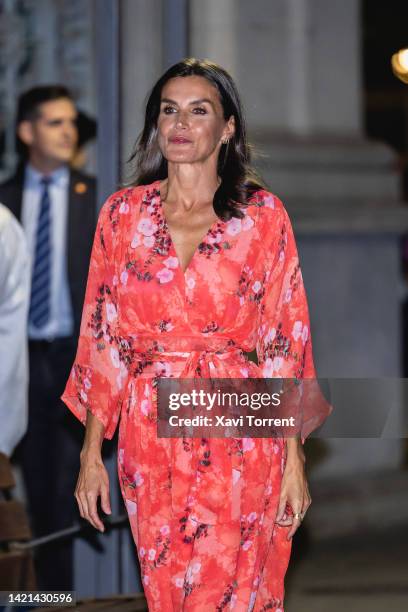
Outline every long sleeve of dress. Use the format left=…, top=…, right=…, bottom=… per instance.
left=0, top=205, right=30, bottom=456
left=61, top=195, right=125, bottom=439
left=256, top=198, right=332, bottom=443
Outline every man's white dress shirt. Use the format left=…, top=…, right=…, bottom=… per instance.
left=22, top=164, right=74, bottom=340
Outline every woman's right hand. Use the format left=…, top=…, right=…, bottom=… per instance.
left=75, top=450, right=111, bottom=532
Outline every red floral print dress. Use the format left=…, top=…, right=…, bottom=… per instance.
left=61, top=180, right=322, bottom=612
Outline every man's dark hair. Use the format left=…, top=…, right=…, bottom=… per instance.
left=16, top=84, right=74, bottom=125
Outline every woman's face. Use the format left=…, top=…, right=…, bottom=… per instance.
left=157, top=75, right=235, bottom=166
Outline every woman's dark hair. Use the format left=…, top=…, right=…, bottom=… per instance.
left=127, top=58, right=267, bottom=220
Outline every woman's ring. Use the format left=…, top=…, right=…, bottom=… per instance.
left=293, top=512, right=303, bottom=521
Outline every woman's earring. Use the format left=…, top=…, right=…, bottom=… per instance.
left=223, top=138, right=230, bottom=145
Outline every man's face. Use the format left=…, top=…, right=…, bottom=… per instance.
left=18, top=98, right=78, bottom=166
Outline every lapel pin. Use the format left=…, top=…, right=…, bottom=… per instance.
left=75, top=182, right=87, bottom=194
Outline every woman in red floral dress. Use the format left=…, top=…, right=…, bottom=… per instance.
left=61, top=58, right=330, bottom=611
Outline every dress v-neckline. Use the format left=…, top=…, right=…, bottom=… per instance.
left=155, top=179, right=223, bottom=277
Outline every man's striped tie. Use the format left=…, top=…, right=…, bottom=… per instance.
left=29, top=176, right=52, bottom=328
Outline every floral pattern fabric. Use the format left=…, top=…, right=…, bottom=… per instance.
left=62, top=180, right=319, bottom=611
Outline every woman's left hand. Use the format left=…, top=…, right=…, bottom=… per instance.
left=275, top=443, right=311, bottom=540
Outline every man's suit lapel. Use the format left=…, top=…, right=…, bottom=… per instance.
left=7, top=166, right=25, bottom=221
left=67, top=170, right=84, bottom=287
left=66, top=168, right=96, bottom=335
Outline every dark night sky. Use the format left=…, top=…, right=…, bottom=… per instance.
left=363, top=0, right=408, bottom=156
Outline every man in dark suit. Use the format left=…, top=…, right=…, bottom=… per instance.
left=0, top=85, right=96, bottom=591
